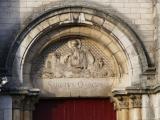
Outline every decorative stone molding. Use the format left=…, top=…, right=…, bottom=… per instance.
left=113, top=89, right=144, bottom=120
left=125, top=85, right=160, bottom=94
left=141, top=67, right=156, bottom=87
left=113, top=89, right=142, bottom=109
left=129, top=95, right=142, bottom=108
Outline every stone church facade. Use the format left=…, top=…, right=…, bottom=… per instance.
left=0, top=0, right=160, bottom=120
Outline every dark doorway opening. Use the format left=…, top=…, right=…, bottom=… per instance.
left=33, top=98, right=116, bottom=120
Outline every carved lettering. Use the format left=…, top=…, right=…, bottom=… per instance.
left=37, top=78, right=114, bottom=97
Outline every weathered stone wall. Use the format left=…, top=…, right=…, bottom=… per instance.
left=0, top=0, right=155, bottom=70
left=142, top=93, right=160, bottom=120
left=142, top=1, right=160, bottom=120
left=0, top=0, right=20, bottom=70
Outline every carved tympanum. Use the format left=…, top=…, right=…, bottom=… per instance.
left=31, top=39, right=114, bottom=79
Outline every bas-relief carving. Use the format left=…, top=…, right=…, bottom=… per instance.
left=31, top=39, right=115, bottom=97
left=32, top=39, right=113, bottom=79
left=45, top=39, right=95, bottom=78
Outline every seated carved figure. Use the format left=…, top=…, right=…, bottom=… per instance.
left=63, top=40, right=94, bottom=69
left=59, top=39, right=94, bottom=77
left=38, top=39, right=112, bottom=78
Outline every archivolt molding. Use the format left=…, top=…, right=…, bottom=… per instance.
left=6, top=6, right=148, bottom=89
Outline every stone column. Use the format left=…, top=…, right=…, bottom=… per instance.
left=114, top=104, right=122, bottom=120
left=113, top=101, right=121, bottom=120
left=23, top=96, right=39, bottom=120
left=12, top=96, right=25, bottom=120
left=129, top=95, right=142, bottom=120
left=11, top=88, right=39, bottom=120
left=116, top=109, right=122, bottom=120
left=116, top=96, right=129, bottom=120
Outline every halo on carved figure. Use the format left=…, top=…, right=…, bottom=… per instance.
left=67, top=39, right=82, bottom=49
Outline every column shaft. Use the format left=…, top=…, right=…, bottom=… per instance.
left=121, top=109, right=129, bottom=120
left=114, top=96, right=129, bottom=120
left=12, top=96, right=25, bottom=120
left=116, top=110, right=122, bottom=120
left=13, top=109, right=22, bottom=120
left=129, top=95, right=142, bottom=120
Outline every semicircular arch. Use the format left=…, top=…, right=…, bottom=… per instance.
left=6, top=6, right=148, bottom=90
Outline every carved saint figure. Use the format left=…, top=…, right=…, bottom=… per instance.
left=63, top=40, right=94, bottom=69
left=59, top=39, right=94, bottom=77
left=94, top=58, right=108, bottom=77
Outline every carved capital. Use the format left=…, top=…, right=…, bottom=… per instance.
left=129, top=95, right=142, bottom=108
left=23, top=96, right=39, bottom=111
left=12, top=95, right=25, bottom=109
left=115, top=96, right=129, bottom=110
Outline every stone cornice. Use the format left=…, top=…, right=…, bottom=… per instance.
left=112, top=83, right=160, bottom=96
left=0, top=87, right=40, bottom=96
left=7, top=87, right=40, bottom=111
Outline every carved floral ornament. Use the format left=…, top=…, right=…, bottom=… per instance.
left=114, top=95, right=142, bottom=110
left=12, top=95, right=39, bottom=110
left=129, top=95, right=142, bottom=108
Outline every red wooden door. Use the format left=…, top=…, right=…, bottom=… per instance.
left=33, top=99, right=116, bottom=120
